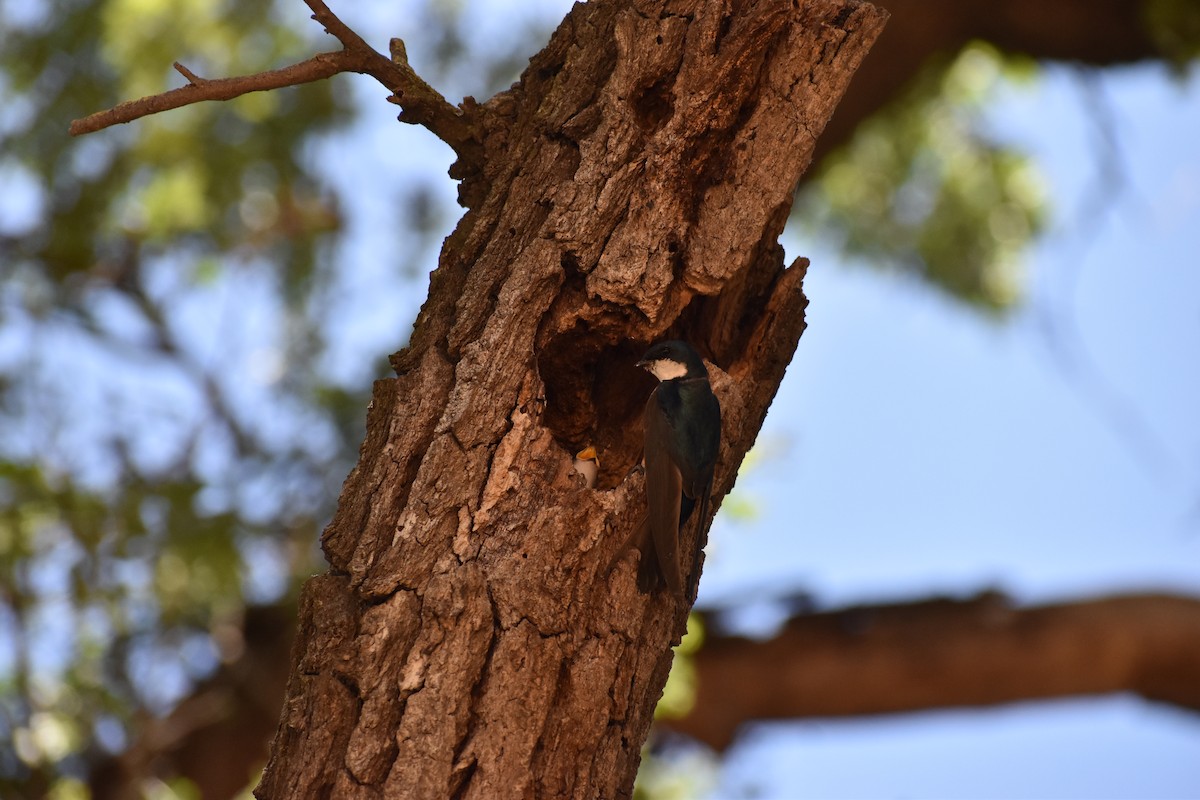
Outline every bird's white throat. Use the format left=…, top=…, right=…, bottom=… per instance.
left=646, top=359, right=688, bottom=381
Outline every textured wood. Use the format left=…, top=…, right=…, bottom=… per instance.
left=258, top=0, right=888, bottom=797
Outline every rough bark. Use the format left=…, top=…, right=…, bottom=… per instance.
left=255, top=0, right=887, bottom=797
left=665, top=592, right=1200, bottom=751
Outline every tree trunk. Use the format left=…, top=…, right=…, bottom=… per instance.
left=256, top=0, right=887, bottom=797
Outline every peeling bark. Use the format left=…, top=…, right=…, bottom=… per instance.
left=257, top=0, right=888, bottom=797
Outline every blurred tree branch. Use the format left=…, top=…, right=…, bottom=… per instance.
left=663, top=592, right=1200, bottom=751
left=89, top=590, right=1200, bottom=798
left=812, top=0, right=1165, bottom=165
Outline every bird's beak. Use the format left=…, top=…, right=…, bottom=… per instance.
left=573, top=446, right=599, bottom=489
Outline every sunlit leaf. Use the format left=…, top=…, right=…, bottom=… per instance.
left=797, top=42, right=1048, bottom=313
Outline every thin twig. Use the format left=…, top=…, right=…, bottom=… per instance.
left=303, top=0, right=373, bottom=53
left=301, top=0, right=478, bottom=156
left=172, top=62, right=208, bottom=85
left=69, top=0, right=481, bottom=163
left=70, top=53, right=347, bottom=136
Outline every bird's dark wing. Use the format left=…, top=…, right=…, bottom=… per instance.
left=685, top=477, right=712, bottom=596
left=644, top=389, right=683, bottom=594
left=672, top=380, right=719, bottom=595
left=633, top=515, right=664, bottom=593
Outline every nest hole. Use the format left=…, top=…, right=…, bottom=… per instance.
left=538, top=328, right=654, bottom=488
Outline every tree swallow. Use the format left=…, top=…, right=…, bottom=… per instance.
left=637, top=340, right=721, bottom=595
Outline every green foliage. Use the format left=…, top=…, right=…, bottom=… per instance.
left=632, top=748, right=718, bottom=800
left=0, top=0, right=356, bottom=792
left=797, top=42, right=1049, bottom=313
left=1144, top=0, right=1200, bottom=67
left=655, top=613, right=705, bottom=720
left=633, top=614, right=718, bottom=800
left=1, top=0, right=344, bottom=283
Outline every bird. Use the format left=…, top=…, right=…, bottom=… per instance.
left=636, top=339, right=721, bottom=595
left=572, top=446, right=600, bottom=489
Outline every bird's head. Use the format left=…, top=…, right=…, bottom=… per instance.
left=637, top=340, right=707, bottom=382
left=572, top=446, right=599, bottom=488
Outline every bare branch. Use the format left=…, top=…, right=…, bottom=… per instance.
left=69, top=53, right=349, bottom=136
left=302, top=0, right=372, bottom=52
left=69, top=0, right=481, bottom=162
left=665, top=592, right=1200, bottom=751
left=301, top=0, right=478, bottom=157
